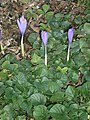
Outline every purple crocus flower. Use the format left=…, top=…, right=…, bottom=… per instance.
left=68, top=27, right=74, bottom=44
left=17, top=15, right=27, bottom=36
left=41, top=30, right=48, bottom=46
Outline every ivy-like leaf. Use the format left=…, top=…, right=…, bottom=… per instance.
left=30, top=93, right=46, bottom=106
left=33, top=105, right=49, bottom=120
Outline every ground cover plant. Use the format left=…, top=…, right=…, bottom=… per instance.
left=0, top=0, right=90, bottom=120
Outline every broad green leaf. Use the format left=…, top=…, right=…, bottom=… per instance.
left=37, top=9, right=44, bottom=14
left=31, top=53, right=41, bottom=64
left=50, top=92, right=65, bottom=102
left=62, top=21, right=70, bottom=29
left=87, top=106, right=90, bottom=114
left=40, top=23, right=47, bottom=29
left=84, top=71, right=90, bottom=81
left=49, top=104, right=68, bottom=120
left=84, top=23, right=90, bottom=34
left=56, top=66, right=68, bottom=74
left=5, top=53, right=16, bottom=62
left=0, top=69, right=8, bottom=81
left=2, top=60, right=18, bottom=72
left=46, top=11, right=54, bottom=20
left=55, top=13, right=64, bottom=20
left=48, top=81, right=60, bottom=93
left=5, top=87, right=14, bottom=100
left=15, top=115, right=26, bottom=120
left=30, top=93, right=46, bottom=105
left=65, top=86, right=76, bottom=101
left=80, top=82, right=90, bottom=96
left=69, top=108, right=88, bottom=120
left=28, top=32, right=38, bottom=44
left=34, top=65, right=48, bottom=77
left=0, top=82, right=5, bottom=96
left=42, top=4, right=50, bottom=13
left=74, top=15, right=82, bottom=25
left=33, top=105, right=48, bottom=120
left=46, top=11, right=54, bottom=16
left=13, top=72, right=27, bottom=85
left=33, top=41, right=40, bottom=49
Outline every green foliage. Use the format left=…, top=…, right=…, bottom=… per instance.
left=0, top=2, right=90, bottom=120
left=77, top=0, right=90, bottom=6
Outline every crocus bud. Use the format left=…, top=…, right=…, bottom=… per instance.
left=68, top=27, right=74, bottom=44
left=17, top=15, right=27, bottom=36
left=41, top=30, right=48, bottom=46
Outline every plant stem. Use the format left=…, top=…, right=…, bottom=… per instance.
left=45, top=45, right=47, bottom=66
left=0, top=42, right=4, bottom=55
left=67, top=44, right=70, bottom=62
left=21, top=35, right=24, bottom=57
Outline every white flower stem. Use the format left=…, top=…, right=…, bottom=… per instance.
left=0, top=42, right=4, bottom=55
left=21, top=35, right=24, bottom=57
left=45, top=45, right=47, bottom=66
left=67, top=44, right=70, bottom=62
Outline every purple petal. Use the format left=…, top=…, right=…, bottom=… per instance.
left=41, top=30, right=48, bottom=46
left=17, top=15, right=27, bottom=35
left=68, top=27, right=74, bottom=44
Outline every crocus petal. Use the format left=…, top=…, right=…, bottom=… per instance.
left=68, top=27, right=74, bottom=44
left=41, top=30, right=48, bottom=46
left=17, top=15, right=27, bottom=35
left=17, top=19, right=21, bottom=32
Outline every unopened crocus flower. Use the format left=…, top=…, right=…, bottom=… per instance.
left=68, top=27, right=74, bottom=44
left=17, top=15, right=27, bottom=57
left=67, top=27, right=74, bottom=61
left=17, top=15, right=27, bottom=36
left=41, top=30, right=48, bottom=46
left=41, top=30, right=48, bottom=66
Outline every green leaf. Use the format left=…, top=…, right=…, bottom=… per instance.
left=40, top=23, right=47, bottom=29
left=5, top=53, right=16, bottom=62
left=2, top=60, right=18, bottom=72
left=62, top=21, right=70, bottom=29
left=37, top=9, right=44, bottom=14
left=14, top=72, right=27, bottom=84
left=15, top=115, right=26, bottom=120
left=31, top=53, right=41, bottom=64
left=34, top=65, right=48, bottom=77
left=48, top=81, right=60, bottom=93
left=5, top=87, right=14, bottom=100
left=50, top=92, right=65, bottom=102
left=28, top=32, right=38, bottom=44
left=56, top=66, right=68, bottom=74
left=33, top=105, right=48, bottom=120
left=0, top=69, right=8, bottom=81
left=46, top=11, right=54, bottom=16
left=65, top=86, right=76, bottom=101
left=46, top=11, right=54, bottom=19
left=49, top=104, right=68, bottom=120
left=84, top=23, right=90, bottom=34
left=87, top=106, right=90, bottom=114
left=33, top=41, right=40, bottom=49
left=69, top=104, right=88, bottom=120
left=42, top=4, right=50, bottom=13
left=30, top=93, right=46, bottom=105
left=0, top=82, right=5, bottom=96
left=84, top=71, right=90, bottom=81
left=80, top=82, right=90, bottom=96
